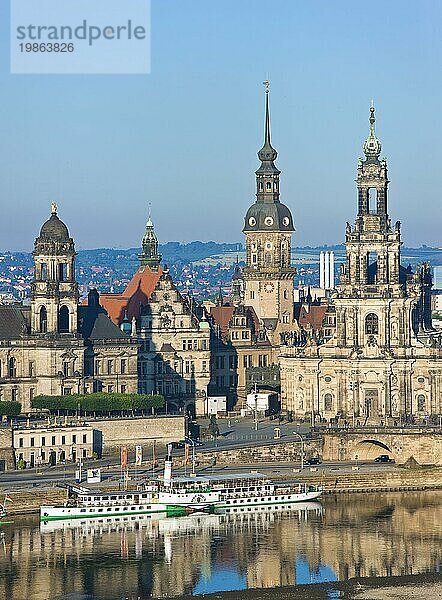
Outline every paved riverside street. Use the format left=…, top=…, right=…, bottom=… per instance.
left=1, top=414, right=440, bottom=491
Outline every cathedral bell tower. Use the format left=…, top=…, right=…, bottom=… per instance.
left=340, top=106, right=401, bottom=294
left=31, top=203, right=79, bottom=335
left=242, top=83, right=296, bottom=334
left=335, top=106, right=418, bottom=352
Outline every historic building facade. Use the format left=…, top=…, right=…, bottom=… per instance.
left=279, top=108, right=442, bottom=423
left=0, top=204, right=138, bottom=412
left=208, top=292, right=275, bottom=408
left=97, top=212, right=211, bottom=416
left=242, top=84, right=297, bottom=345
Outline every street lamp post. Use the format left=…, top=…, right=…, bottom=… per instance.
left=254, top=383, right=258, bottom=431
left=293, top=431, right=304, bottom=470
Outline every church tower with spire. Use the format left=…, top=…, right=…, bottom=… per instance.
left=139, top=208, right=162, bottom=270
left=242, top=83, right=296, bottom=338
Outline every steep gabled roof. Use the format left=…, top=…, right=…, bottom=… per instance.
left=124, top=266, right=163, bottom=298
left=98, top=266, right=163, bottom=326
left=78, top=305, right=128, bottom=341
left=0, top=307, right=28, bottom=339
left=95, top=294, right=128, bottom=326
left=210, top=305, right=235, bottom=337
left=298, top=304, right=328, bottom=331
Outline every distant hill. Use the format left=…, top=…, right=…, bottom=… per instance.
left=76, top=241, right=243, bottom=268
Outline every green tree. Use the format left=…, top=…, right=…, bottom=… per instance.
left=0, top=401, right=21, bottom=417
left=31, top=393, right=165, bottom=415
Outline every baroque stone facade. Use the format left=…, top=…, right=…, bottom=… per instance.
left=97, top=212, right=211, bottom=417
left=0, top=204, right=138, bottom=412
left=280, top=108, right=442, bottom=422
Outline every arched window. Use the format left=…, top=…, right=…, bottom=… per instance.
left=39, top=306, right=47, bottom=333
left=324, top=393, right=333, bottom=410
left=41, top=263, right=47, bottom=281
left=266, top=181, right=271, bottom=190
left=8, top=357, right=16, bottom=378
left=417, top=394, right=426, bottom=412
left=259, top=182, right=263, bottom=191
left=58, top=305, right=70, bottom=333
left=365, top=313, right=378, bottom=335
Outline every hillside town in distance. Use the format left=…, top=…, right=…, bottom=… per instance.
left=0, top=91, right=442, bottom=475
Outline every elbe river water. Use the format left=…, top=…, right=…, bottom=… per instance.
left=0, top=491, right=440, bottom=600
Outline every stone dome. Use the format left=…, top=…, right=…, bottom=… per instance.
left=38, top=203, right=70, bottom=241
left=243, top=201, right=295, bottom=233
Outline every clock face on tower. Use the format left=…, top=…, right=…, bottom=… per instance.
left=264, top=282, right=274, bottom=293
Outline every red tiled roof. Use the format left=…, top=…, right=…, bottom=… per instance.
left=96, top=294, right=128, bottom=325
left=210, top=304, right=262, bottom=338
left=299, top=305, right=327, bottom=331
left=94, top=266, right=163, bottom=326
left=124, top=266, right=163, bottom=298
left=210, top=305, right=235, bottom=337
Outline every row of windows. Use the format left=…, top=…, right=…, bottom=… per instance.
left=156, top=380, right=196, bottom=396
left=258, top=181, right=278, bottom=192
left=297, top=393, right=429, bottom=412
left=142, top=359, right=208, bottom=377
left=182, top=339, right=208, bottom=351
left=84, top=358, right=127, bottom=377
left=215, top=354, right=269, bottom=371
left=18, top=433, right=89, bottom=448
left=17, top=448, right=88, bottom=464
left=231, top=330, right=250, bottom=340
left=1, top=357, right=128, bottom=380
left=38, top=305, right=70, bottom=334
left=36, top=262, right=69, bottom=282
left=62, top=384, right=127, bottom=395
left=215, top=374, right=239, bottom=389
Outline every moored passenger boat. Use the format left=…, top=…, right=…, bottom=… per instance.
left=40, top=449, right=322, bottom=522
left=40, top=484, right=167, bottom=522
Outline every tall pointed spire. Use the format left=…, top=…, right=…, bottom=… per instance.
left=257, top=80, right=278, bottom=166
left=139, top=206, right=162, bottom=270
left=363, top=104, right=382, bottom=160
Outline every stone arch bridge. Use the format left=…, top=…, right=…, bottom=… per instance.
left=321, top=428, right=442, bottom=465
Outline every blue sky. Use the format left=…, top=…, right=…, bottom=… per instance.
left=1, top=0, right=441, bottom=250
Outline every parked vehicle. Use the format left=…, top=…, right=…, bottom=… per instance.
left=305, top=457, right=321, bottom=465
left=171, top=441, right=185, bottom=449
left=374, top=454, right=395, bottom=463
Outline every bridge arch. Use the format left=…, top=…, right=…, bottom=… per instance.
left=352, top=439, right=393, bottom=461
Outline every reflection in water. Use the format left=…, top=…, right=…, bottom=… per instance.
left=0, top=492, right=440, bottom=600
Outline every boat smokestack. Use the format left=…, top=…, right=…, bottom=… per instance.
left=164, top=443, right=173, bottom=487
